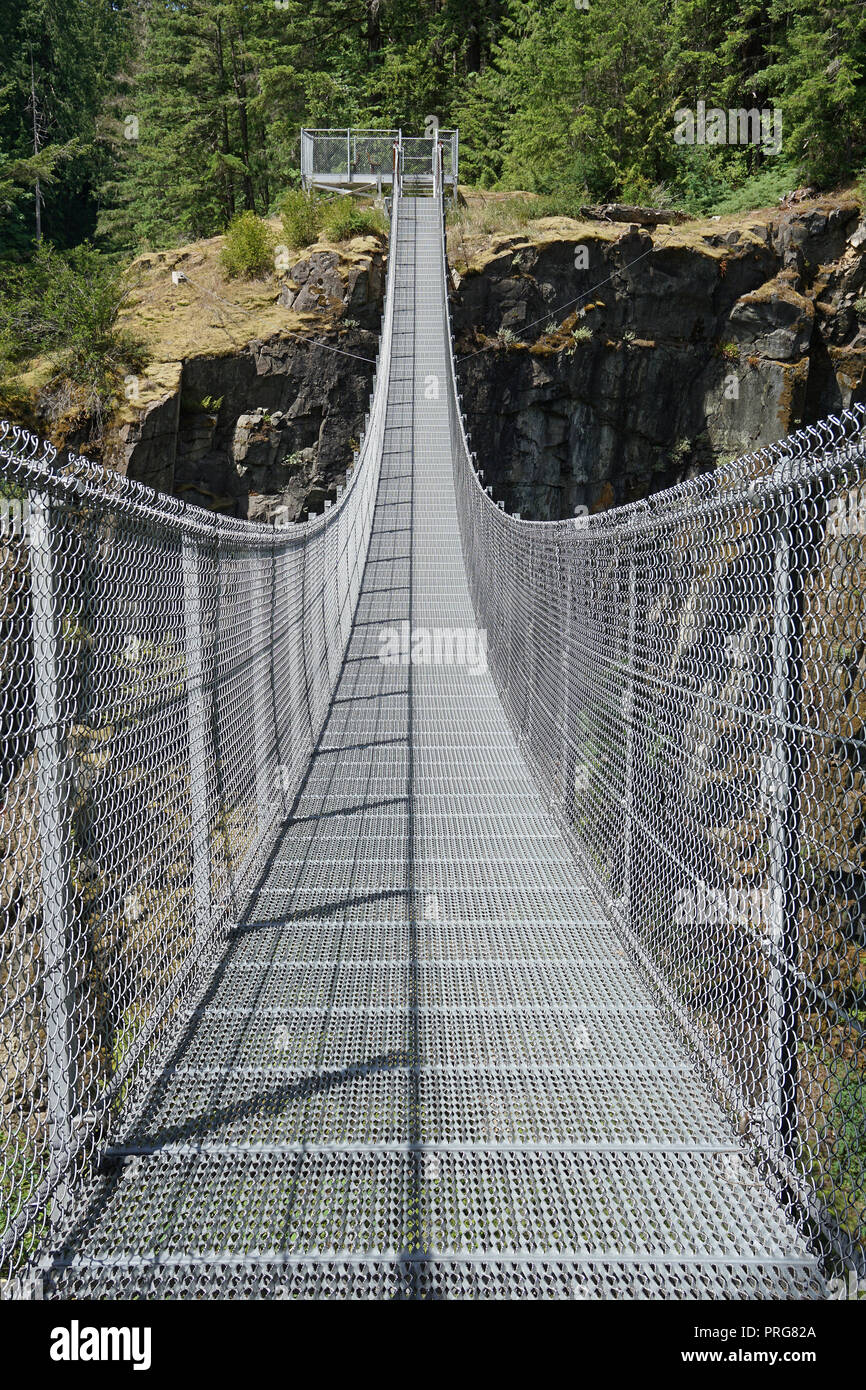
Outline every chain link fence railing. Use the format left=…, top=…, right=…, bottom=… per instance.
left=301, top=129, right=458, bottom=195
left=0, top=198, right=400, bottom=1296
left=301, top=129, right=353, bottom=182
left=401, top=137, right=435, bottom=184
left=302, top=129, right=399, bottom=187
left=441, top=206, right=866, bottom=1281
left=351, top=131, right=398, bottom=181
left=2, top=167, right=862, bottom=1295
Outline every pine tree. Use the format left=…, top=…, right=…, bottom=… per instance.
left=484, top=0, right=670, bottom=200
left=767, top=0, right=866, bottom=185
left=0, top=0, right=128, bottom=253
left=5, top=0, right=865, bottom=259
left=108, top=1, right=273, bottom=248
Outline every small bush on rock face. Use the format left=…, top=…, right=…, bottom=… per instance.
left=280, top=191, right=322, bottom=250
left=671, top=438, right=691, bottom=464
left=854, top=297, right=866, bottom=321
left=220, top=212, right=275, bottom=279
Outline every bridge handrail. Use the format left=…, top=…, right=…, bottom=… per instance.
left=437, top=192, right=866, bottom=1280
left=0, top=190, right=402, bottom=1294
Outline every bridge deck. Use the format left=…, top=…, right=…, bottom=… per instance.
left=48, top=198, right=823, bottom=1299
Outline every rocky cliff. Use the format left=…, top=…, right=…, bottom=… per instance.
left=12, top=195, right=864, bottom=526
left=104, top=228, right=385, bottom=522
left=449, top=193, right=866, bottom=519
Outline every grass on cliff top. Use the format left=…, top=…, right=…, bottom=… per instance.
left=0, top=206, right=388, bottom=445
left=448, top=182, right=860, bottom=278
left=114, top=214, right=382, bottom=365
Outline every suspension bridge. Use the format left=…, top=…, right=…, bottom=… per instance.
left=0, top=134, right=864, bottom=1300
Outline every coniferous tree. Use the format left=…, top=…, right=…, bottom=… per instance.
left=0, top=0, right=127, bottom=254
left=768, top=0, right=866, bottom=185
left=111, top=1, right=261, bottom=247
left=3, top=0, right=866, bottom=258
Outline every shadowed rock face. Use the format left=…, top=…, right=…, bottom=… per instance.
left=173, top=332, right=378, bottom=523
left=117, top=199, right=866, bottom=525
left=116, top=243, right=384, bottom=522
left=450, top=198, right=866, bottom=520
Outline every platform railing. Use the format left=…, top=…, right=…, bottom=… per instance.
left=301, top=128, right=457, bottom=197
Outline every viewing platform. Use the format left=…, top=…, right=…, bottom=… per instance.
left=300, top=127, right=458, bottom=199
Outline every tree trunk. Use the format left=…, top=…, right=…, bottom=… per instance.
left=214, top=18, right=236, bottom=221
left=229, top=28, right=255, bottom=211
left=30, top=48, right=42, bottom=243
left=367, top=0, right=382, bottom=55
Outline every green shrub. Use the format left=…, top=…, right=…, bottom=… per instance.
left=220, top=211, right=275, bottom=279
left=280, top=190, right=322, bottom=250
left=668, top=148, right=797, bottom=218
left=0, top=242, right=146, bottom=424
left=320, top=199, right=387, bottom=244
left=180, top=390, right=224, bottom=416
left=854, top=298, right=866, bottom=321
left=671, top=438, right=692, bottom=464
left=618, top=170, right=656, bottom=207
left=708, top=164, right=800, bottom=217
left=0, top=242, right=128, bottom=361
left=278, top=192, right=387, bottom=252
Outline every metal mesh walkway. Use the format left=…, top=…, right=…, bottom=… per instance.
left=37, top=196, right=826, bottom=1299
